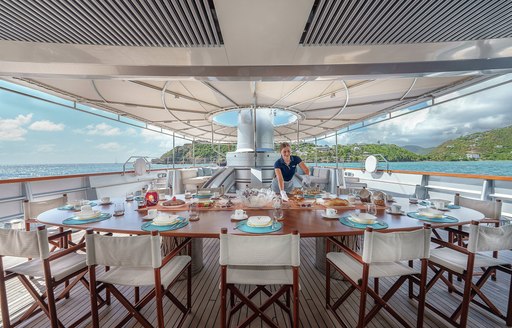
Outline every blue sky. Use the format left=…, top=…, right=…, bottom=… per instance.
left=1, top=75, right=511, bottom=164
left=0, top=80, right=183, bottom=164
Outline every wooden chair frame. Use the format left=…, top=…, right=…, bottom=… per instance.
left=0, top=226, right=98, bottom=328
left=326, top=226, right=429, bottom=328
left=23, top=195, right=69, bottom=251
left=424, top=222, right=512, bottom=328
left=447, top=194, right=502, bottom=282
left=87, top=230, right=192, bottom=328
left=219, top=228, right=300, bottom=328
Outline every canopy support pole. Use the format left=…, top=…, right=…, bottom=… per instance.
left=315, top=137, right=318, bottom=167
left=335, top=132, right=339, bottom=170
left=172, top=132, right=175, bottom=169
left=192, top=138, right=196, bottom=167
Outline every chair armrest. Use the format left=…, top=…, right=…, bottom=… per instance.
left=431, top=237, right=470, bottom=255
left=480, top=218, right=500, bottom=225
left=47, top=229, right=72, bottom=241
left=444, top=226, right=469, bottom=238
left=161, top=237, right=191, bottom=267
left=327, top=236, right=364, bottom=264
left=48, top=241, right=86, bottom=261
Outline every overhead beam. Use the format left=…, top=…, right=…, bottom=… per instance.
left=2, top=58, right=512, bottom=80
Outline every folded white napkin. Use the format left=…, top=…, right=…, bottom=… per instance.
left=247, top=216, right=272, bottom=227
left=349, top=213, right=376, bottom=224
left=153, top=214, right=179, bottom=225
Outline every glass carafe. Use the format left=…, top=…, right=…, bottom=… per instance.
left=145, top=183, right=159, bottom=206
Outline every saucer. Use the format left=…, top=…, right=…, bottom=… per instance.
left=386, top=210, right=405, bottom=215
left=231, top=214, right=248, bottom=221
left=321, top=213, right=340, bottom=219
left=142, top=214, right=157, bottom=220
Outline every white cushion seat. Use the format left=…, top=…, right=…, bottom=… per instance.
left=97, top=255, right=191, bottom=287
left=227, top=265, right=293, bottom=285
left=7, top=252, right=86, bottom=282
left=327, top=252, right=419, bottom=283
left=429, top=248, right=508, bottom=274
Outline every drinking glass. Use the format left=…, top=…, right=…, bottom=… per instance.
left=114, top=203, right=125, bottom=216
left=189, top=203, right=199, bottom=221
left=273, top=207, right=284, bottom=221
left=184, top=190, right=192, bottom=199
left=126, top=192, right=134, bottom=201
left=366, top=203, right=376, bottom=216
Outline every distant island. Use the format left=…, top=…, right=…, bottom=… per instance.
left=154, top=125, right=512, bottom=164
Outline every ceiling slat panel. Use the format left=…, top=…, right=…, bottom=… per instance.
left=0, top=0, right=224, bottom=47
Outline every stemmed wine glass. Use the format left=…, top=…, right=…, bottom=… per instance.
left=272, top=207, right=284, bottom=228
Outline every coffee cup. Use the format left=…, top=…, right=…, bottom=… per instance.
left=80, top=205, right=92, bottom=214
left=326, top=208, right=337, bottom=217
left=100, top=196, right=110, bottom=204
left=234, top=209, right=246, bottom=218
left=391, top=204, right=402, bottom=213
left=433, top=200, right=446, bottom=210
left=148, top=209, right=158, bottom=218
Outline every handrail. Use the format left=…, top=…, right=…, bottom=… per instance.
left=0, top=167, right=174, bottom=185
left=344, top=168, right=512, bottom=182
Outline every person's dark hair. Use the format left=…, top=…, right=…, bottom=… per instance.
left=279, top=142, right=291, bottom=152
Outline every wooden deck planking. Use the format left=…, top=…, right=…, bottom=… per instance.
left=0, top=237, right=510, bottom=327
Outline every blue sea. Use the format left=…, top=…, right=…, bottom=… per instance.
left=0, top=161, right=511, bottom=180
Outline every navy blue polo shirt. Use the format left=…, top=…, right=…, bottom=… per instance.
left=274, top=156, right=302, bottom=181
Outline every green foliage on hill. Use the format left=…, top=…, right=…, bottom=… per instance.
left=154, top=141, right=421, bottom=164
left=427, top=125, right=512, bottom=161
left=154, top=125, right=512, bottom=163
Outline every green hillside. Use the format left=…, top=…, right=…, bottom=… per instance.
left=427, top=125, right=512, bottom=160
left=153, top=142, right=421, bottom=164
left=154, top=125, right=512, bottom=164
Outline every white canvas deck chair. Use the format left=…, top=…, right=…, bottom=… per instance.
left=219, top=228, right=300, bottom=328
left=23, top=194, right=68, bottom=249
left=0, top=226, right=92, bottom=328
left=427, top=221, right=512, bottom=327
left=448, top=193, right=502, bottom=282
left=86, top=229, right=192, bottom=328
left=326, top=225, right=431, bottom=328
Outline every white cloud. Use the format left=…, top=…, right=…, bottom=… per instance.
left=329, top=83, right=512, bottom=147
left=96, top=142, right=123, bottom=151
left=37, top=144, right=56, bottom=152
left=0, top=114, right=32, bottom=141
left=140, top=129, right=178, bottom=149
left=80, top=123, right=122, bottom=136
left=125, top=127, right=138, bottom=136
left=29, top=120, right=64, bottom=131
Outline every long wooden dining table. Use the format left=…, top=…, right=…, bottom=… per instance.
left=37, top=197, right=484, bottom=238
left=37, top=196, right=485, bottom=275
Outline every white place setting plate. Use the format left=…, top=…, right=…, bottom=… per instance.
left=247, top=216, right=272, bottom=227
left=230, top=214, right=248, bottom=221
left=152, top=215, right=180, bottom=226
left=417, top=208, right=444, bottom=218
left=349, top=213, right=377, bottom=224
left=75, top=210, right=101, bottom=220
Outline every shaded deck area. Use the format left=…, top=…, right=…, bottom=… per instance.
left=1, top=237, right=510, bottom=327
